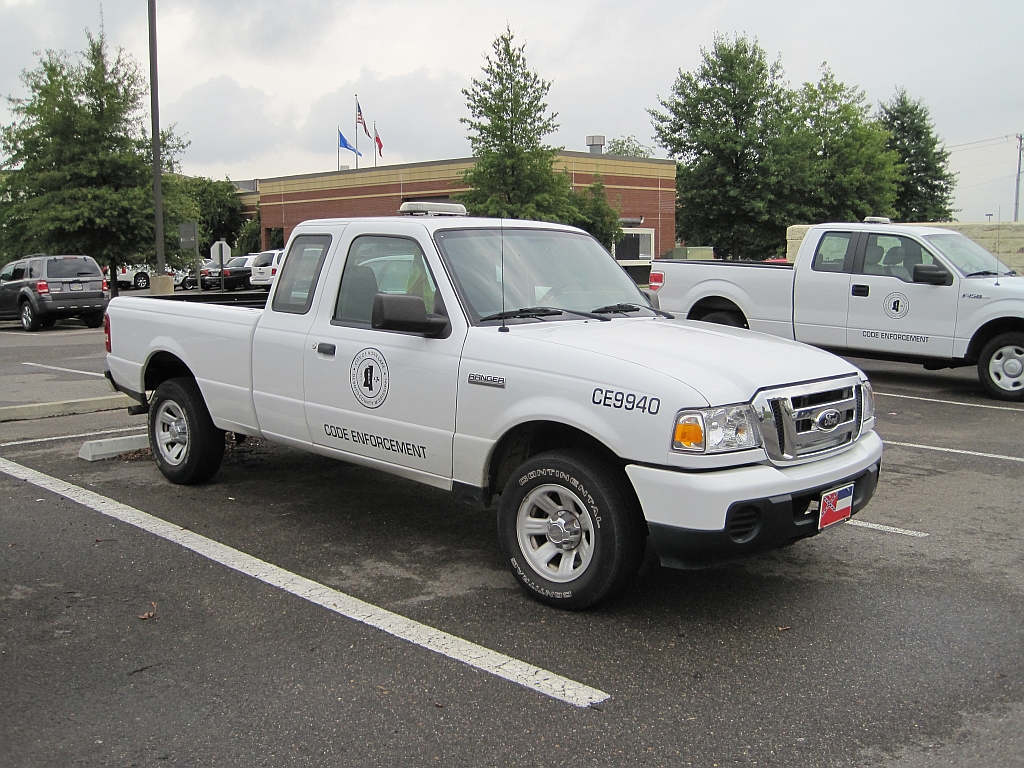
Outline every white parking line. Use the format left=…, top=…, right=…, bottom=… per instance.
left=875, top=391, right=1024, bottom=413
left=0, top=426, right=145, bottom=448
left=847, top=520, right=929, bottom=537
left=21, top=362, right=105, bottom=378
left=886, top=440, right=1024, bottom=463
left=0, top=456, right=609, bottom=709
left=0, top=329, right=100, bottom=337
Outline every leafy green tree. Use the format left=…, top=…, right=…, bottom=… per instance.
left=879, top=88, right=956, bottom=221
left=570, top=176, right=622, bottom=249
left=605, top=135, right=653, bottom=158
left=795, top=67, right=899, bottom=223
left=174, top=175, right=245, bottom=255
left=0, top=30, right=154, bottom=276
left=235, top=207, right=262, bottom=255
left=650, top=35, right=809, bottom=259
left=458, top=26, right=577, bottom=222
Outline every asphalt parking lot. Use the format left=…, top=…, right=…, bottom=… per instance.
left=1, top=322, right=1022, bottom=767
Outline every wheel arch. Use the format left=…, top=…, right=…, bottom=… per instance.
left=485, top=419, right=627, bottom=502
left=143, top=350, right=196, bottom=393
left=965, top=317, right=1024, bottom=363
left=686, top=296, right=748, bottom=325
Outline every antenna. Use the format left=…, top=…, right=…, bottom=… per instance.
left=499, top=218, right=508, bottom=332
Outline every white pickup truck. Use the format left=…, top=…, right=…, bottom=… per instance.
left=105, top=207, right=883, bottom=609
left=650, top=220, right=1024, bottom=400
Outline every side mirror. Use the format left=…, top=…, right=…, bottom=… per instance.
left=913, top=264, right=952, bottom=286
left=371, top=293, right=449, bottom=337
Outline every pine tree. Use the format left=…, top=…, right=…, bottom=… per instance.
left=879, top=89, right=956, bottom=221
left=458, top=27, right=577, bottom=222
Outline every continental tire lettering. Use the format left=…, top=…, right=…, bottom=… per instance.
left=515, top=469, right=601, bottom=527
left=510, top=557, right=572, bottom=599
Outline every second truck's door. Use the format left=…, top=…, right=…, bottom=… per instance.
left=793, top=230, right=856, bottom=348
left=303, top=224, right=468, bottom=485
left=845, top=233, right=958, bottom=358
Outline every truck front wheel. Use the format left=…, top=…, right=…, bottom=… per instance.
left=148, top=377, right=225, bottom=484
left=497, top=450, right=645, bottom=609
left=978, top=332, right=1024, bottom=401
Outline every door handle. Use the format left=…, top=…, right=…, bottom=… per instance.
left=852, top=284, right=869, bottom=297
left=316, top=342, right=336, bottom=356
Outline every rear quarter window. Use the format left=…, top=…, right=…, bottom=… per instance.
left=271, top=235, right=332, bottom=314
left=811, top=232, right=854, bottom=273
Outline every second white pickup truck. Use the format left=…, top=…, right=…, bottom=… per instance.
left=650, top=220, right=1024, bottom=400
left=105, top=207, right=883, bottom=609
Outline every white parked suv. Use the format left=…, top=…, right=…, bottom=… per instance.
left=249, top=249, right=285, bottom=290
left=104, top=207, right=883, bottom=608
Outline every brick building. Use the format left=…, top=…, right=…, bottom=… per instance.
left=247, top=152, right=677, bottom=261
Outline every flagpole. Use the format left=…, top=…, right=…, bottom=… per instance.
left=337, top=126, right=340, bottom=172
left=354, top=94, right=359, bottom=169
left=374, top=121, right=377, bottom=168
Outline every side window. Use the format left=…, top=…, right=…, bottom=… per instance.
left=271, top=235, right=332, bottom=314
left=865, top=235, right=936, bottom=283
left=0, top=263, right=14, bottom=282
left=334, top=236, right=438, bottom=325
left=29, top=261, right=41, bottom=279
left=811, top=233, right=854, bottom=273
left=10, top=264, right=26, bottom=281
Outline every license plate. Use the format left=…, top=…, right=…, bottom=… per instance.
left=818, top=482, right=854, bottom=530
left=70, top=282, right=83, bottom=291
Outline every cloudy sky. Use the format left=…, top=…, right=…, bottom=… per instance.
left=1, top=0, right=1022, bottom=222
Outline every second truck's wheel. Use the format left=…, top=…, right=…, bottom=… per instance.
left=699, top=310, right=746, bottom=328
left=148, top=377, right=225, bottom=484
left=497, top=450, right=645, bottom=610
left=134, top=272, right=150, bottom=289
left=978, top=332, right=1024, bottom=401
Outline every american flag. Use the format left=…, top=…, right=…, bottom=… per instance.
left=356, top=98, right=371, bottom=138
left=819, top=484, right=853, bottom=529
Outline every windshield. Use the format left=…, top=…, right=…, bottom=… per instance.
left=434, top=228, right=648, bottom=323
left=226, top=257, right=249, bottom=268
left=924, top=233, right=1013, bottom=276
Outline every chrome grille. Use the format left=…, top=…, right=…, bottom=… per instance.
left=753, top=376, right=864, bottom=465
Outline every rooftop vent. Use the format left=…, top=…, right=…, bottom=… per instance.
left=586, top=135, right=605, bottom=154
left=398, top=201, right=467, bottom=217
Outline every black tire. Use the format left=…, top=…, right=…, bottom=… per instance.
left=497, top=450, right=645, bottom=610
left=82, top=312, right=104, bottom=329
left=978, top=332, right=1024, bottom=401
left=41, top=317, right=57, bottom=328
left=20, top=301, right=40, bottom=332
left=134, top=272, right=150, bottom=290
left=148, top=377, right=225, bottom=484
left=699, top=310, right=746, bottom=328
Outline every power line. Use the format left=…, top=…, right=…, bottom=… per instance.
left=946, top=134, right=1014, bottom=151
left=957, top=173, right=1017, bottom=190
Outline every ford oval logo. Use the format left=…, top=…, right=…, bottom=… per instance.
left=816, top=409, right=842, bottom=431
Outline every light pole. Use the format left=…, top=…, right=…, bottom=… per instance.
left=1014, top=134, right=1022, bottom=223
left=148, top=0, right=167, bottom=291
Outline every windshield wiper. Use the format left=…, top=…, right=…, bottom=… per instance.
left=479, top=306, right=610, bottom=322
left=591, top=302, right=675, bottom=319
left=964, top=269, right=1016, bottom=277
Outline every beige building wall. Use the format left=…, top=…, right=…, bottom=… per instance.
left=786, top=222, right=1024, bottom=272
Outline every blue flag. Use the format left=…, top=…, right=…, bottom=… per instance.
left=339, top=129, right=362, bottom=156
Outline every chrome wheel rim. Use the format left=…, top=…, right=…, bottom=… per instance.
left=988, top=344, right=1024, bottom=392
left=154, top=400, right=189, bottom=465
left=20, top=303, right=32, bottom=329
left=516, top=484, right=595, bottom=583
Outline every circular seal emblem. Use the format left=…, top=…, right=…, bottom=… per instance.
left=883, top=292, right=909, bottom=320
left=350, top=348, right=389, bottom=409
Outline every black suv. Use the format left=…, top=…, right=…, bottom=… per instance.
left=0, top=254, right=109, bottom=331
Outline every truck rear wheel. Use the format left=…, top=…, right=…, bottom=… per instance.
left=978, top=332, right=1024, bottom=401
left=148, top=377, right=225, bottom=484
left=497, top=450, right=644, bottom=609
left=700, top=310, right=746, bottom=328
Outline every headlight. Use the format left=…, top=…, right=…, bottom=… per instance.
left=861, top=379, right=875, bottom=423
left=672, top=405, right=762, bottom=454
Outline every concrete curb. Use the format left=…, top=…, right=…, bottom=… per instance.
left=0, top=394, right=135, bottom=423
left=78, top=434, right=150, bottom=461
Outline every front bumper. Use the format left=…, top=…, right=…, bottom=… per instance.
left=626, top=430, right=883, bottom=569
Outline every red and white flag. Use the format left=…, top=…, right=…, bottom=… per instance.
left=356, top=98, right=371, bottom=138
left=374, top=124, right=384, bottom=157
